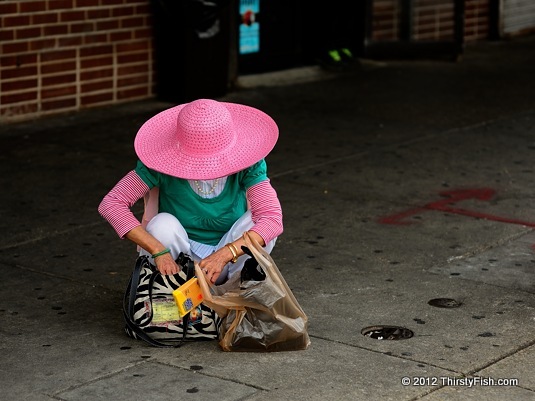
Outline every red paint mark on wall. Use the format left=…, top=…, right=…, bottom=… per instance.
left=379, top=188, right=535, bottom=228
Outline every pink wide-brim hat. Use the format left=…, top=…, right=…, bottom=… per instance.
left=134, top=99, right=279, bottom=180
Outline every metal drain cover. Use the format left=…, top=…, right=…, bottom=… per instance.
left=361, top=325, right=414, bottom=340
left=428, top=298, right=462, bottom=308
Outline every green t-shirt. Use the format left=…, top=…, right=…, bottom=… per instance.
left=135, top=159, right=268, bottom=245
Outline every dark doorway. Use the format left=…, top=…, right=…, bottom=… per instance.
left=237, top=1, right=368, bottom=75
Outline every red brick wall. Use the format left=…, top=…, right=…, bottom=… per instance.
left=372, top=0, right=400, bottom=41
left=413, top=0, right=455, bottom=41
left=465, top=0, right=490, bottom=41
left=0, top=0, right=154, bottom=122
left=371, top=0, right=490, bottom=43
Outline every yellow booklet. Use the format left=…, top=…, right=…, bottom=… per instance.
left=173, top=277, right=204, bottom=317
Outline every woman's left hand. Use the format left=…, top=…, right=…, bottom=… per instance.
left=198, top=247, right=233, bottom=284
left=199, top=233, right=264, bottom=284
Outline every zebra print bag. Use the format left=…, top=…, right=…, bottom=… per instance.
left=123, top=253, right=219, bottom=347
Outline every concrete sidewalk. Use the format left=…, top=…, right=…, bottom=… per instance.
left=1, top=35, right=535, bottom=401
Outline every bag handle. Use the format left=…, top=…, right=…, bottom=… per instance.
left=123, top=257, right=179, bottom=347
left=123, top=255, right=195, bottom=348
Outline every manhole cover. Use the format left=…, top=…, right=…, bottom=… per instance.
left=428, top=298, right=462, bottom=308
left=361, top=325, right=414, bottom=340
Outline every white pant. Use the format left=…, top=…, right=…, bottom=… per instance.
left=140, top=211, right=276, bottom=284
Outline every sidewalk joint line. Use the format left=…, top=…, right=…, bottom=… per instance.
left=468, top=337, right=535, bottom=376
left=0, top=221, right=104, bottom=251
left=152, top=360, right=270, bottom=391
left=308, top=334, right=460, bottom=374
left=271, top=117, right=504, bottom=179
left=47, top=360, right=151, bottom=398
left=4, top=261, right=124, bottom=294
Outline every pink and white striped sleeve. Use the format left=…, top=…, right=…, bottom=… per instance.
left=98, top=170, right=150, bottom=238
left=246, top=179, right=283, bottom=244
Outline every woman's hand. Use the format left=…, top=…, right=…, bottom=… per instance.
left=154, top=252, right=181, bottom=275
left=198, top=247, right=233, bottom=284
left=125, top=226, right=181, bottom=275
left=199, top=232, right=266, bottom=283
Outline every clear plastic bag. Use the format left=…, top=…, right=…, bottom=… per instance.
left=196, top=232, right=311, bottom=352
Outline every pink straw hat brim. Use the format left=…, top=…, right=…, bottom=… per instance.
left=134, top=100, right=279, bottom=180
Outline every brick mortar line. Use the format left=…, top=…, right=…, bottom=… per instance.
left=75, top=46, right=81, bottom=108
left=2, top=82, right=150, bottom=95
left=2, top=60, right=151, bottom=79
left=1, top=6, right=150, bottom=17
left=2, top=34, right=151, bottom=45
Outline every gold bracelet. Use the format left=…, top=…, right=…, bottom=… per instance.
left=225, top=243, right=239, bottom=263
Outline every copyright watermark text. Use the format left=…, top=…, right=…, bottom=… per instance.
left=401, top=376, right=519, bottom=388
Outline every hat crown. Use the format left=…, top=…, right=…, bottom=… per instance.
left=176, top=99, right=235, bottom=156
